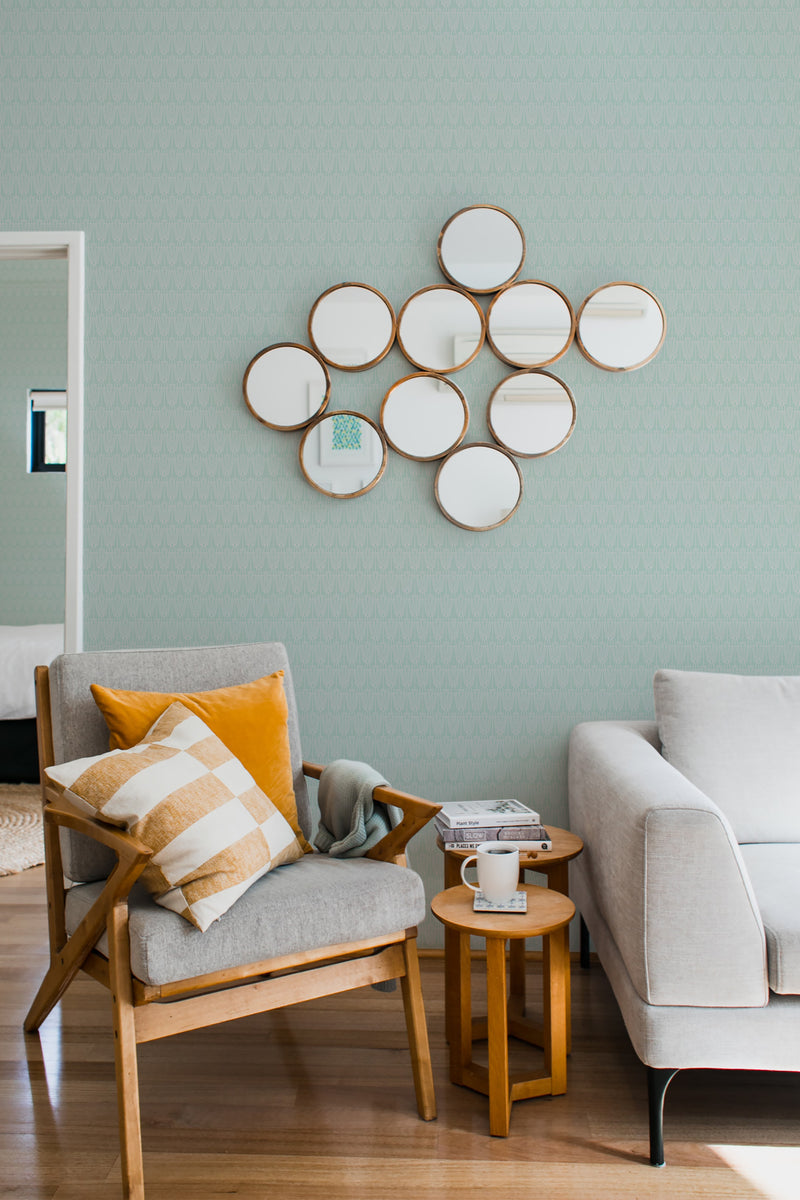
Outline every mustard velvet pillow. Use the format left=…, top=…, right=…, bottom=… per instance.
left=90, top=671, right=310, bottom=853
left=46, top=702, right=305, bottom=932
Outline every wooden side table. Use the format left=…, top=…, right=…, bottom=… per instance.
left=431, top=883, right=575, bottom=1137
left=437, top=827, right=583, bottom=1045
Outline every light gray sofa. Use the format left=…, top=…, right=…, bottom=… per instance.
left=568, top=669, right=800, bottom=1165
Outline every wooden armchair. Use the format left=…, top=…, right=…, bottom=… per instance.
left=24, top=643, right=439, bottom=1200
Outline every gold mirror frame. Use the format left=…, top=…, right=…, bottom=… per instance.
left=396, top=284, right=485, bottom=373
left=486, top=280, right=575, bottom=369
left=298, top=410, right=387, bottom=499
left=437, top=205, right=526, bottom=294
left=575, top=281, right=666, bottom=372
left=307, top=282, right=396, bottom=372
left=243, top=342, right=330, bottom=431
left=434, top=442, right=523, bottom=532
left=380, top=372, right=469, bottom=462
left=487, top=369, right=576, bottom=459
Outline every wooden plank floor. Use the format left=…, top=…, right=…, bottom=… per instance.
left=1, top=867, right=797, bottom=1199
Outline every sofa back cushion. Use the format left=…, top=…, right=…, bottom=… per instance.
left=654, top=669, right=800, bottom=843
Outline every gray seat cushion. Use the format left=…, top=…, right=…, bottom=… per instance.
left=739, top=844, right=800, bottom=996
left=65, top=852, right=425, bottom=987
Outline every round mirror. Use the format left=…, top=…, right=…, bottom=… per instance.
left=486, top=280, right=575, bottom=368
left=488, top=370, right=576, bottom=459
left=380, top=373, right=469, bottom=462
left=308, top=282, right=396, bottom=371
left=437, top=205, right=526, bottom=294
left=299, top=411, right=387, bottom=498
left=576, top=282, right=666, bottom=371
left=396, top=285, right=485, bottom=373
left=435, top=443, right=523, bottom=532
left=243, top=343, right=330, bottom=431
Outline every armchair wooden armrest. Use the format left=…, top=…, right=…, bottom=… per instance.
left=43, top=788, right=153, bottom=863
left=303, top=761, right=441, bottom=865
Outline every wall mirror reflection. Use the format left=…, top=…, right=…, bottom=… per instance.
left=488, top=369, right=576, bottom=459
left=308, top=283, right=395, bottom=371
left=243, top=342, right=330, bottom=431
left=576, top=282, right=666, bottom=371
left=437, top=205, right=526, bottom=294
left=299, top=411, right=386, bottom=498
left=396, top=285, right=484, bottom=373
left=435, top=442, right=523, bottom=532
left=380, top=373, right=468, bottom=462
left=486, top=280, right=575, bottom=368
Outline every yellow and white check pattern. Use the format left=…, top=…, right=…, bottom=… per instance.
left=45, top=701, right=304, bottom=931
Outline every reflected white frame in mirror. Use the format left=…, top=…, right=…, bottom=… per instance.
left=380, top=373, right=469, bottom=462
left=487, top=280, right=575, bottom=369
left=243, top=343, right=330, bottom=431
left=576, top=282, right=666, bottom=371
left=396, top=285, right=485, bottom=373
left=299, top=411, right=387, bottom=498
left=488, top=370, right=576, bottom=459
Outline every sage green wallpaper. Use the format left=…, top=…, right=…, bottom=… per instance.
left=3, top=1, right=798, bottom=944
left=0, top=260, right=67, bottom=624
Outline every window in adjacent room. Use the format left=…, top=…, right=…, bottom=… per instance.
left=28, top=389, right=67, bottom=472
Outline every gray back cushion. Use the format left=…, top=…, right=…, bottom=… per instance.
left=48, top=642, right=311, bottom=881
left=654, top=669, right=800, bottom=843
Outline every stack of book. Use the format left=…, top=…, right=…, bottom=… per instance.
left=434, top=798, right=551, bottom=851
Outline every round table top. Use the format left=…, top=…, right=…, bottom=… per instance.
left=436, top=825, right=583, bottom=869
left=431, top=883, right=575, bottom=940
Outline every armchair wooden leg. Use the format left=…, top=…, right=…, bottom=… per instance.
left=399, top=938, right=437, bottom=1121
left=24, top=954, right=78, bottom=1034
left=108, top=903, right=145, bottom=1200
left=647, top=1065, right=679, bottom=1167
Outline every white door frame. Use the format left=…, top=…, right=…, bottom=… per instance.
left=0, top=232, right=85, bottom=652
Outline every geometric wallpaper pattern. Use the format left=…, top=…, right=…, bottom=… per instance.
left=2, top=0, right=798, bottom=944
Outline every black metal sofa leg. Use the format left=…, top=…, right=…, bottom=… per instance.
left=647, top=1066, right=679, bottom=1166
left=579, top=915, right=591, bottom=969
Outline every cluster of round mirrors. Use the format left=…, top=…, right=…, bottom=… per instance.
left=243, top=205, right=665, bottom=530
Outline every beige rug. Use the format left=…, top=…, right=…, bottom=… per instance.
left=0, top=783, right=45, bottom=875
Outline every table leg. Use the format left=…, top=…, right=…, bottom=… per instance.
left=507, top=862, right=526, bottom=1020
left=528, top=860, right=572, bottom=1053
left=449, top=930, right=473, bottom=1087
left=542, top=926, right=568, bottom=1095
left=443, top=852, right=462, bottom=1045
left=486, top=936, right=512, bottom=1137
left=544, top=861, right=569, bottom=896
left=508, top=937, right=526, bottom=1020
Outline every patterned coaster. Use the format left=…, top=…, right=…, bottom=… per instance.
left=473, top=890, right=527, bottom=914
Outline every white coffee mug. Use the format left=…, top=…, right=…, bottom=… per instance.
left=460, top=842, right=520, bottom=903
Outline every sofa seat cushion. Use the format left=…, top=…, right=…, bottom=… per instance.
left=65, top=852, right=425, bottom=987
left=739, top=843, right=800, bottom=996
left=654, top=670, right=800, bottom=843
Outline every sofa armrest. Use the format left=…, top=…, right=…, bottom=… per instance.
left=568, top=721, right=767, bottom=1007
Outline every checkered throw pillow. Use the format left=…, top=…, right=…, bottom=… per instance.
left=45, top=701, right=305, bottom=931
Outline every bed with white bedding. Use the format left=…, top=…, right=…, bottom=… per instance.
left=0, top=624, right=63, bottom=781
